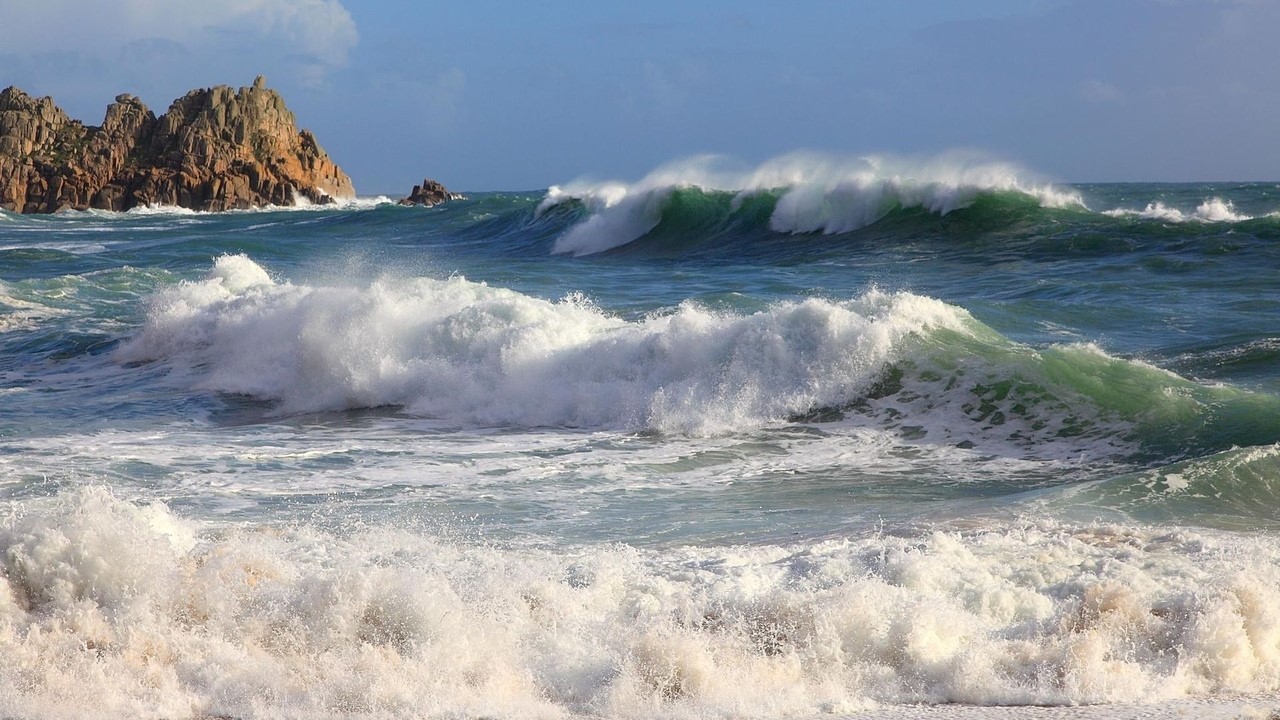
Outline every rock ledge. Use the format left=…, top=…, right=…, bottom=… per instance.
left=0, top=76, right=354, bottom=213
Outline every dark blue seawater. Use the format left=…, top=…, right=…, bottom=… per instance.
left=1, top=157, right=1279, bottom=717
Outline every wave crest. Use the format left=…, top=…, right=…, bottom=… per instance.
left=541, top=153, right=1085, bottom=255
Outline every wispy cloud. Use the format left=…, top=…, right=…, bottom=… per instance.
left=0, top=0, right=358, bottom=80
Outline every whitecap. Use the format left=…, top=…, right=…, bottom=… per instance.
left=1102, top=197, right=1252, bottom=223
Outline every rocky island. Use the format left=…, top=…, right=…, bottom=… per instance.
left=399, top=177, right=463, bottom=207
left=0, top=76, right=354, bottom=213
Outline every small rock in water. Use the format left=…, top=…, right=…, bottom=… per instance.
left=399, top=177, right=463, bottom=207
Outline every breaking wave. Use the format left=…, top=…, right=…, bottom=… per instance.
left=117, top=255, right=1280, bottom=460
left=539, top=153, right=1084, bottom=255
left=528, top=156, right=1280, bottom=259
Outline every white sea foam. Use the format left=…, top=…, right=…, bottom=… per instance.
left=248, top=194, right=396, bottom=212
left=121, top=204, right=203, bottom=217
left=57, top=195, right=398, bottom=220
left=282, top=194, right=397, bottom=212
left=0, top=239, right=112, bottom=254
left=1102, top=197, right=1253, bottom=223
left=1, top=487, right=1279, bottom=719
left=541, top=152, right=1085, bottom=255
left=118, top=254, right=975, bottom=435
left=0, top=415, right=1079, bottom=547
left=0, top=281, right=72, bottom=332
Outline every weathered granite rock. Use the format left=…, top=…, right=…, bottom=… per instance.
left=0, top=76, right=354, bottom=213
left=399, top=177, right=462, bottom=207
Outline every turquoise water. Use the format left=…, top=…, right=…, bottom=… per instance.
left=2, top=157, right=1280, bottom=717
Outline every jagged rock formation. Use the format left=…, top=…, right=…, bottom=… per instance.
left=399, top=177, right=462, bottom=207
left=0, top=76, right=354, bottom=213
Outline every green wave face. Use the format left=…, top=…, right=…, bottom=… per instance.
left=1044, top=445, right=1280, bottom=530
left=846, top=313, right=1280, bottom=464
left=540, top=181, right=1280, bottom=260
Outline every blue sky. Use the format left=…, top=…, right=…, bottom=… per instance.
left=1, top=0, right=1277, bottom=192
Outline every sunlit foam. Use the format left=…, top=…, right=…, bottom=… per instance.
left=2, top=488, right=1279, bottom=717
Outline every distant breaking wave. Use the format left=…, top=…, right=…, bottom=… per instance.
left=537, top=154, right=1280, bottom=257
left=1102, top=198, right=1245, bottom=223
left=539, top=153, right=1085, bottom=255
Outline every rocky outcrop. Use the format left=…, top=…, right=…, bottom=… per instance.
left=0, top=76, right=354, bottom=213
left=399, top=177, right=462, bottom=207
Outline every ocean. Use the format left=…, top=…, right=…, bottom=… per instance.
left=2, top=154, right=1279, bottom=719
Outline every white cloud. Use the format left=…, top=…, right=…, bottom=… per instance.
left=0, top=0, right=357, bottom=72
